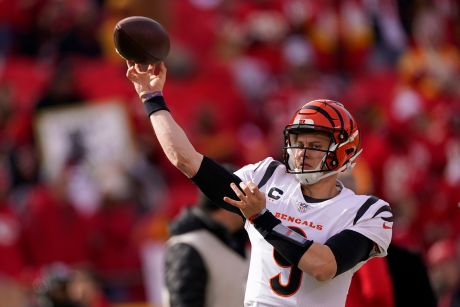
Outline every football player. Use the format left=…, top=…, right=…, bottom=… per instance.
left=126, top=62, right=393, bottom=307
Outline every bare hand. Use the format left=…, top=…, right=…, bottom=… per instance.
left=224, top=181, right=266, bottom=219
left=125, top=61, right=167, bottom=97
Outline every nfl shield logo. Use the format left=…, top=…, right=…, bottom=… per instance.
left=297, top=202, right=308, bottom=213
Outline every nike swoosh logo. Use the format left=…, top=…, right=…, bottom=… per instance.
left=383, top=223, right=392, bottom=229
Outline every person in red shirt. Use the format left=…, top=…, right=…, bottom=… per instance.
left=346, top=257, right=394, bottom=307
left=0, top=164, right=26, bottom=279
left=22, top=168, right=93, bottom=269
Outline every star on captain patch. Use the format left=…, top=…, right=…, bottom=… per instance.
left=297, top=202, right=309, bottom=213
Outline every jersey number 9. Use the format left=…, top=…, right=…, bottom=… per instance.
left=270, top=226, right=306, bottom=297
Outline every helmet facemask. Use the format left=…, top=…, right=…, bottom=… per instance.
left=283, top=125, right=341, bottom=185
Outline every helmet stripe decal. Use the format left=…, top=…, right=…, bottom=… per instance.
left=303, top=106, right=335, bottom=127
left=327, top=103, right=344, bottom=129
left=340, top=107, right=354, bottom=132
left=286, top=99, right=360, bottom=185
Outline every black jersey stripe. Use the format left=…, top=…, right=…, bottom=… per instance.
left=257, top=160, right=282, bottom=189
left=253, top=160, right=263, bottom=173
left=303, top=106, right=335, bottom=127
left=353, top=196, right=380, bottom=225
left=381, top=216, right=394, bottom=222
left=372, top=205, right=394, bottom=222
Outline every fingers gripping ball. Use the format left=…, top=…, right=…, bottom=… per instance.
left=114, top=16, right=170, bottom=64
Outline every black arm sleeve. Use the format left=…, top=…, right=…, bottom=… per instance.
left=164, top=243, right=207, bottom=307
left=191, top=156, right=243, bottom=216
left=252, top=210, right=313, bottom=265
left=324, top=229, right=374, bottom=276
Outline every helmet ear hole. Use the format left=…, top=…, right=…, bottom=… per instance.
left=338, top=131, right=348, bottom=142
left=345, top=148, right=355, bottom=155
left=325, top=152, right=339, bottom=169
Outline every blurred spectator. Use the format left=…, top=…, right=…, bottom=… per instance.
left=163, top=187, right=249, bottom=307
left=445, top=139, right=460, bottom=187
left=346, top=257, right=394, bottom=307
left=67, top=267, right=110, bottom=307
left=0, top=277, right=28, bottom=307
left=192, top=105, right=240, bottom=163
left=90, top=169, right=145, bottom=303
left=387, top=243, right=437, bottom=307
left=35, top=263, right=78, bottom=307
left=427, top=239, right=460, bottom=307
left=0, top=84, right=35, bottom=149
left=231, top=55, right=275, bottom=107
left=0, top=85, right=13, bottom=145
left=35, top=263, right=109, bottom=307
left=58, top=0, right=102, bottom=58
left=8, top=144, right=40, bottom=213
left=21, top=167, right=93, bottom=271
left=306, top=0, right=375, bottom=74
left=366, top=0, right=407, bottom=66
left=14, top=0, right=102, bottom=60
left=35, top=60, right=83, bottom=111
left=398, top=3, right=460, bottom=100
left=126, top=155, right=168, bottom=214
left=0, top=158, right=26, bottom=280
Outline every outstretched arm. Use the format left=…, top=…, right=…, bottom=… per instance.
left=224, top=181, right=373, bottom=281
left=126, top=62, right=202, bottom=177
left=125, top=62, right=243, bottom=215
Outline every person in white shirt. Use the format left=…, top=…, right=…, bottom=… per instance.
left=125, top=62, right=393, bottom=307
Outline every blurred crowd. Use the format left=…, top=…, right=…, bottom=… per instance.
left=0, top=0, right=460, bottom=306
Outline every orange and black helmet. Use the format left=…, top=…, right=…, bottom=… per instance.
left=283, top=99, right=361, bottom=184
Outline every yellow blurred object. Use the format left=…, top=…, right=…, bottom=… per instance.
left=106, top=0, right=135, bottom=11
left=351, top=159, right=374, bottom=195
left=309, top=12, right=338, bottom=53
left=339, top=159, right=374, bottom=195
left=99, top=16, right=127, bottom=64
left=144, top=214, right=170, bottom=241
left=99, top=0, right=170, bottom=64
left=0, top=279, right=28, bottom=307
left=134, top=213, right=170, bottom=243
left=398, top=46, right=460, bottom=99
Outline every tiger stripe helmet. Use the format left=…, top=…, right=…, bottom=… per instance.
left=283, top=99, right=362, bottom=185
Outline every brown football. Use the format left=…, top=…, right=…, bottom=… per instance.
left=113, top=16, right=170, bottom=64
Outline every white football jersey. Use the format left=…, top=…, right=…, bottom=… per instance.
left=234, top=157, right=393, bottom=307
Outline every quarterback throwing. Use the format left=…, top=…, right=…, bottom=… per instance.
left=125, top=62, right=392, bottom=307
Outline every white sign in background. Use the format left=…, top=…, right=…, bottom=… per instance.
left=35, top=101, right=138, bottom=185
